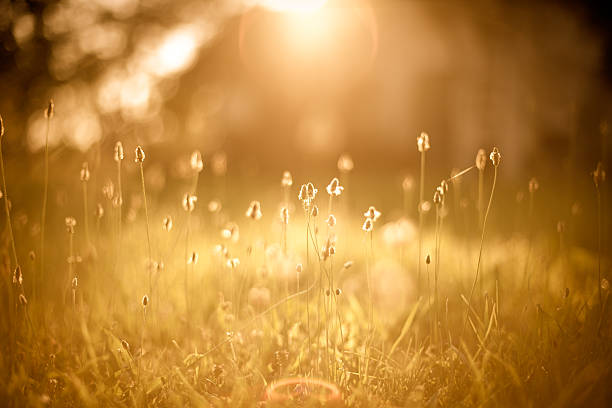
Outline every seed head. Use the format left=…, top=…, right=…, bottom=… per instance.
left=163, top=215, right=173, bottom=231
left=121, top=340, right=130, bottom=352
left=190, top=150, right=204, bottom=173
left=280, top=207, right=289, bottom=224
left=72, top=276, right=78, bottom=289
left=65, top=217, right=76, bottom=234
left=593, top=162, right=606, bottom=189
left=298, top=184, right=307, bottom=201
left=363, top=206, right=381, bottom=222
left=142, top=294, right=149, bottom=307
left=426, top=254, right=431, bottom=265
left=19, top=293, right=28, bottom=306
left=29, top=251, right=35, bottom=262
left=337, top=153, right=354, bottom=173
left=245, top=201, right=262, bottom=220
left=326, top=177, right=344, bottom=196
left=13, top=266, right=23, bottom=285
left=45, top=99, right=54, bottom=119
left=433, top=188, right=443, bottom=205
left=362, top=218, right=373, bottom=232
left=182, top=193, right=197, bottom=212
left=528, top=178, right=539, bottom=194
left=221, top=222, right=239, bottom=242
left=306, top=182, right=317, bottom=200
left=296, top=264, right=303, bottom=273
left=281, top=171, right=293, bottom=187
left=489, top=147, right=501, bottom=167
left=102, top=180, right=115, bottom=200
left=310, top=205, right=319, bottom=217
left=343, top=261, right=353, bottom=269
left=440, top=180, right=449, bottom=193
left=226, top=258, right=240, bottom=269
left=557, top=221, right=565, bottom=234
left=80, top=162, right=90, bottom=182
left=134, top=146, right=145, bottom=163
left=326, top=214, right=336, bottom=227
left=95, top=203, right=104, bottom=219
left=0, top=114, right=4, bottom=139
left=475, top=149, right=487, bottom=171
left=114, top=141, right=124, bottom=162
left=335, top=288, right=342, bottom=296
left=417, top=132, right=430, bottom=153
left=602, top=278, right=610, bottom=291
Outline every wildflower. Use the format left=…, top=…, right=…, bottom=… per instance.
left=80, top=162, right=90, bottom=182
left=337, top=153, right=354, bottom=173
left=95, top=204, right=104, bottom=219
left=362, top=218, right=373, bottom=232
left=13, top=266, right=23, bottom=285
left=246, top=201, right=263, bottom=220
left=306, top=182, right=317, bottom=200
left=114, top=141, right=124, bottom=162
left=298, top=184, right=307, bottom=201
left=489, top=147, right=501, bottom=167
left=190, top=150, right=204, bottom=173
left=227, top=258, right=240, bottom=269
left=363, top=206, right=381, bottom=222
left=593, top=162, right=606, bottom=189
left=134, top=146, right=145, bottom=163
left=163, top=215, right=173, bottom=231
left=221, top=222, right=239, bottom=242
left=326, top=177, right=344, bottom=196
left=326, top=214, right=336, bottom=227
left=280, top=207, right=289, bottom=224
left=281, top=171, right=293, bottom=187
left=433, top=188, right=442, bottom=205
left=65, top=217, right=76, bottom=234
left=417, top=132, right=430, bottom=152
left=182, top=193, right=197, bottom=212
left=475, top=149, right=487, bottom=171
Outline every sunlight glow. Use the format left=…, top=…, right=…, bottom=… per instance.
left=150, top=27, right=198, bottom=76
left=260, top=0, right=328, bottom=14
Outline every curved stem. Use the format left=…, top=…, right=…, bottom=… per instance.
left=462, top=166, right=498, bottom=338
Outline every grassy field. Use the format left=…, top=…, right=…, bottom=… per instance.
left=0, top=114, right=611, bottom=407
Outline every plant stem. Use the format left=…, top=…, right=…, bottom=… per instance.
left=139, top=163, right=153, bottom=299
left=41, top=114, right=51, bottom=304
left=418, top=150, right=426, bottom=289
left=462, top=166, right=498, bottom=338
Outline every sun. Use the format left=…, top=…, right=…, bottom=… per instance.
left=259, top=0, right=328, bottom=14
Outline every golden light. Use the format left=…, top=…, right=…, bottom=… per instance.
left=259, top=0, right=328, bottom=14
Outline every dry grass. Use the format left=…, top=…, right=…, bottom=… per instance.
left=0, top=117, right=611, bottom=407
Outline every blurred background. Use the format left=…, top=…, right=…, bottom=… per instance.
left=0, top=0, right=611, bottom=220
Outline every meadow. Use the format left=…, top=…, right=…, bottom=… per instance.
left=0, top=109, right=610, bottom=407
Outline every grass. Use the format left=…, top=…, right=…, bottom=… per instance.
left=0, top=119, right=611, bottom=407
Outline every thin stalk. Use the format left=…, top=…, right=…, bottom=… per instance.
left=462, top=166, right=498, bottom=338
left=82, top=181, right=90, bottom=246
left=41, top=111, right=51, bottom=302
left=0, top=136, right=18, bottom=267
left=597, top=188, right=602, bottom=312
left=417, top=150, right=426, bottom=288
left=139, top=163, right=153, bottom=299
